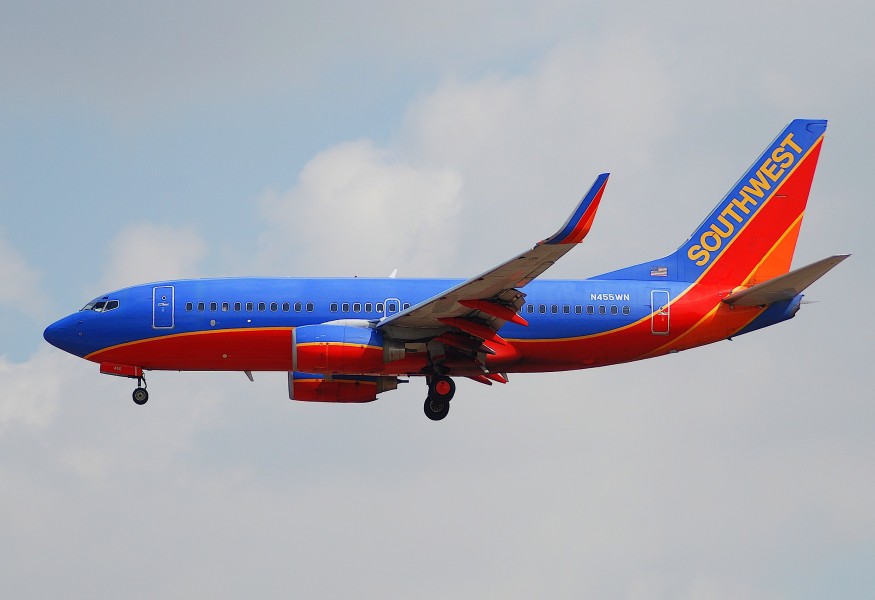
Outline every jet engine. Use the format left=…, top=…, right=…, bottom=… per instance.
left=292, top=324, right=405, bottom=374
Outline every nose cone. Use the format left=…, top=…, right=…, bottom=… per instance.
left=43, top=314, right=83, bottom=356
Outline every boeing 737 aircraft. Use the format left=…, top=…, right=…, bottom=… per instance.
left=44, top=119, right=847, bottom=420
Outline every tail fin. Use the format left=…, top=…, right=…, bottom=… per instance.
left=678, top=119, right=827, bottom=285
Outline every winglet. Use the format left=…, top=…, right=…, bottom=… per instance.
left=542, top=173, right=609, bottom=245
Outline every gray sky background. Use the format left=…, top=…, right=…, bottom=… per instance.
left=1, top=2, right=872, bottom=598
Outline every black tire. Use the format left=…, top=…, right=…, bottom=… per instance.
left=424, top=397, right=450, bottom=421
left=428, top=375, right=456, bottom=401
left=132, top=387, right=149, bottom=405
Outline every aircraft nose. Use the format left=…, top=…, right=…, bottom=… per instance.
left=43, top=319, right=66, bottom=349
left=43, top=315, right=82, bottom=355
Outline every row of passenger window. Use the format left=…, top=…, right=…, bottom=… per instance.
left=183, top=299, right=628, bottom=317
left=185, top=301, right=315, bottom=313
left=328, top=301, right=410, bottom=314
left=183, top=300, right=413, bottom=314
left=525, top=303, right=631, bottom=316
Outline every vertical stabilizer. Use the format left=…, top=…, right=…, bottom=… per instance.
left=678, top=119, right=827, bottom=285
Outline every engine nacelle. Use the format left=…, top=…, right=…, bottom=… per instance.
left=292, top=324, right=405, bottom=374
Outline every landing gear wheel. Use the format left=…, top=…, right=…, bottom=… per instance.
left=424, top=396, right=450, bottom=421
left=429, top=375, right=456, bottom=401
left=132, top=387, right=149, bottom=405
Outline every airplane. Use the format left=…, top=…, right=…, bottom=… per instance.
left=43, top=119, right=848, bottom=421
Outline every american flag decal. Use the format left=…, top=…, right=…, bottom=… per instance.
left=650, top=266, right=668, bottom=277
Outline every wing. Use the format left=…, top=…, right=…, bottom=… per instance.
left=378, top=173, right=609, bottom=345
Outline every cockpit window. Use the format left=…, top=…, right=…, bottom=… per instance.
left=80, top=299, right=119, bottom=312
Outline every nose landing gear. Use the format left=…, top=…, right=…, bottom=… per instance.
left=98, top=363, right=150, bottom=406
left=132, top=374, right=148, bottom=405
left=132, top=386, right=149, bottom=405
left=423, top=375, right=455, bottom=421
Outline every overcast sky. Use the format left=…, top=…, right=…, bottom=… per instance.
left=1, top=1, right=872, bottom=598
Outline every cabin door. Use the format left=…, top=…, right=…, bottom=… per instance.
left=153, top=285, right=175, bottom=329
left=650, top=290, right=670, bottom=335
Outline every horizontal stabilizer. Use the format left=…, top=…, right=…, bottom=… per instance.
left=723, top=254, right=850, bottom=306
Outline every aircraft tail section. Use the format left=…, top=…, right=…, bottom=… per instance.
left=594, top=119, right=828, bottom=288
left=678, top=119, right=827, bottom=286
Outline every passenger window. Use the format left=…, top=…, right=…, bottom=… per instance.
left=209, top=302, right=217, bottom=311
left=353, top=302, right=361, bottom=313
left=598, top=305, right=606, bottom=315
left=622, top=305, right=631, bottom=315
left=526, top=304, right=534, bottom=314
left=586, top=305, right=594, bottom=315
left=258, top=302, right=266, bottom=312
left=539, top=305, right=546, bottom=314
left=246, top=302, right=254, bottom=312
left=388, top=302, right=398, bottom=312
left=294, top=302, right=302, bottom=312
left=306, top=302, right=314, bottom=312
left=342, top=303, right=350, bottom=312
left=551, top=305, right=558, bottom=314
left=563, top=305, right=570, bottom=314
left=198, top=302, right=205, bottom=311
left=365, top=302, right=373, bottom=312
left=376, top=303, right=384, bottom=312
left=270, top=302, right=278, bottom=312
left=611, top=305, right=618, bottom=315
left=282, top=302, right=290, bottom=312
left=221, top=302, right=229, bottom=312
left=234, top=302, right=241, bottom=311
left=575, top=305, right=582, bottom=314
left=186, top=302, right=193, bottom=311
left=403, top=303, right=410, bottom=310
left=330, top=303, right=338, bottom=312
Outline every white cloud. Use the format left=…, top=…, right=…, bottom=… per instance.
left=1, top=344, right=870, bottom=599
left=96, top=223, right=208, bottom=292
left=406, top=34, right=678, bottom=173
left=257, top=33, right=679, bottom=281
left=258, top=140, right=462, bottom=277
left=0, top=348, right=63, bottom=429
left=398, top=34, right=680, bottom=275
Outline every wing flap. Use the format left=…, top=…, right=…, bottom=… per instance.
left=723, top=254, right=849, bottom=306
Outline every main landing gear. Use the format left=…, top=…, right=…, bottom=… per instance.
left=423, top=375, right=456, bottom=421
left=132, top=374, right=149, bottom=406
